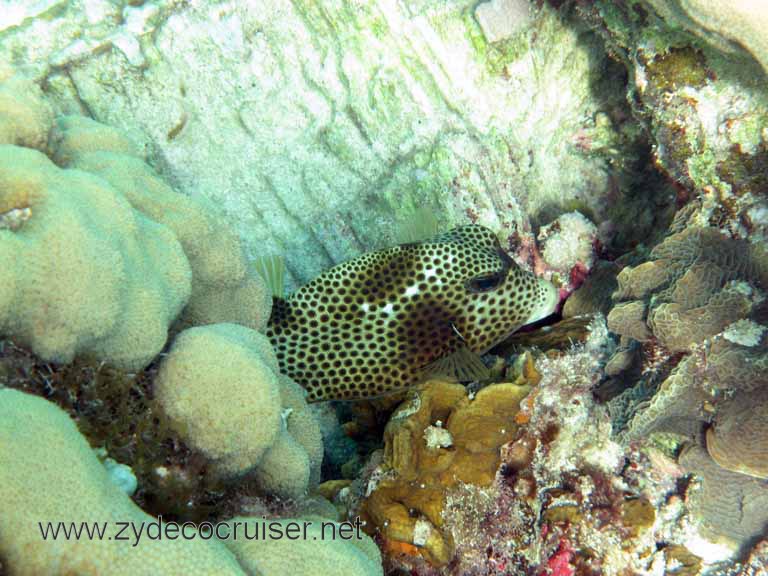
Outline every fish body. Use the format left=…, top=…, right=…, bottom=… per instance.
left=266, top=225, right=558, bottom=402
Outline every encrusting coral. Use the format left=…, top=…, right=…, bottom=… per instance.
left=155, top=323, right=324, bottom=499
left=360, top=318, right=734, bottom=575
left=0, top=144, right=191, bottom=371
left=358, top=379, right=532, bottom=566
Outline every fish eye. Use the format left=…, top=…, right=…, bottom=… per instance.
left=466, top=273, right=504, bottom=293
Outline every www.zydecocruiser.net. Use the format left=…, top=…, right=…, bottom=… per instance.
left=38, top=516, right=367, bottom=547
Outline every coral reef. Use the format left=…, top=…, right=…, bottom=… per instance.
left=0, top=143, right=191, bottom=370
left=0, top=70, right=271, bottom=370
left=0, top=0, right=664, bottom=286
left=0, top=388, right=380, bottom=576
left=577, top=0, right=768, bottom=242
left=2, top=1, right=768, bottom=574
left=50, top=115, right=272, bottom=333
left=359, top=379, right=532, bottom=565
left=602, top=220, right=768, bottom=554
left=155, top=324, right=323, bottom=498
left=0, top=338, right=239, bottom=522
left=0, top=388, right=244, bottom=575
left=353, top=318, right=747, bottom=575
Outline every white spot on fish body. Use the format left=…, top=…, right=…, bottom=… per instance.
left=404, top=283, right=420, bottom=297
left=382, top=303, right=395, bottom=315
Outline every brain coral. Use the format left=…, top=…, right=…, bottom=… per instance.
left=706, top=390, right=768, bottom=480
left=0, top=144, right=191, bottom=370
left=605, top=222, right=768, bottom=552
left=154, top=324, right=323, bottom=498
left=609, top=227, right=767, bottom=351
left=626, top=339, right=768, bottom=440
left=679, top=443, right=768, bottom=552
left=49, top=115, right=272, bottom=333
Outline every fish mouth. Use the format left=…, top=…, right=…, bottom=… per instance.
left=526, top=278, right=559, bottom=324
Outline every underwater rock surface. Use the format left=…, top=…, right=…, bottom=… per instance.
left=0, top=0, right=660, bottom=287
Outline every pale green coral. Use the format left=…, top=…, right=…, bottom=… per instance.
left=0, top=144, right=191, bottom=370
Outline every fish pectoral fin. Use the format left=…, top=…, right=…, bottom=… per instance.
left=419, top=344, right=490, bottom=383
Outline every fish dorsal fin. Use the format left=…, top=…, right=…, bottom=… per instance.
left=419, top=322, right=490, bottom=382
left=253, top=254, right=286, bottom=299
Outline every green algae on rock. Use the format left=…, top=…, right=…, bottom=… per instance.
left=0, top=0, right=661, bottom=287
left=577, top=0, right=768, bottom=242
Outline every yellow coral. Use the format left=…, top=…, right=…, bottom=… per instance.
left=361, top=380, right=531, bottom=566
